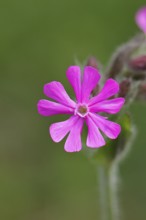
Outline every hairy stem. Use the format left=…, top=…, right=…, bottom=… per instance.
left=98, top=163, right=120, bottom=220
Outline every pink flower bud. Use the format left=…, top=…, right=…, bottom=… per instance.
left=129, top=55, right=146, bottom=71
left=119, top=79, right=131, bottom=98
left=86, top=56, right=98, bottom=69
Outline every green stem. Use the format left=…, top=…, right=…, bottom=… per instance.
left=98, top=163, right=120, bottom=220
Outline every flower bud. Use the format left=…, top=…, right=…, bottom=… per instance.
left=86, top=56, right=98, bottom=69
left=129, top=55, right=146, bottom=71
left=119, top=79, right=131, bottom=98
left=106, top=34, right=145, bottom=79
left=127, top=55, right=146, bottom=80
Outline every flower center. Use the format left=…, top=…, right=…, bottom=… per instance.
left=75, top=104, right=89, bottom=117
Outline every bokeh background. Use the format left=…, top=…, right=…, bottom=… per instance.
left=1, top=0, right=146, bottom=219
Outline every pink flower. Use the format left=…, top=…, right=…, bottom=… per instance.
left=135, top=6, right=146, bottom=33
left=37, top=66, right=125, bottom=152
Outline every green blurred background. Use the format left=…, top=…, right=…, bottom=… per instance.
left=1, top=0, right=146, bottom=219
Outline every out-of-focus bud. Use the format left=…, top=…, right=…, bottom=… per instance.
left=106, top=34, right=145, bottom=79
left=119, top=79, right=131, bottom=98
left=129, top=55, right=146, bottom=71
left=135, top=6, right=146, bottom=34
left=92, top=84, right=100, bottom=96
left=128, top=55, right=146, bottom=80
left=106, top=49, right=127, bottom=79
left=86, top=56, right=98, bottom=69
left=105, top=8, right=146, bottom=86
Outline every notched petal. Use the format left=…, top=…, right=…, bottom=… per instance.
left=81, top=66, right=101, bottom=102
left=37, top=99, right=74, bottom=116
left=43, top=81, right=75, bottom=108
left=90, top=98, right=125, bottom=114
left=89, top=79, right=120, bottom=106
left=49, top=116, right=78, bottom=143
left=86, top=115, right=105, bottom=148
left=66, top=66, right=82, bottom=102
left=64, top=118, right=84, bottom=152
left=91, top=113, right=121, bottom=139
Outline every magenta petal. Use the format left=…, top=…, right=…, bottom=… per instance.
left=64, top=118, right=84, bottom=152
left=44, top=81, right=75, bottom=108
left=66, top=66, right=82, bottom=102
left=49, top=116, right=78, bottom=142
left=37, top=99, right=74, bottom=116
left=81, top=66, right=101, bottom=102
left=90, top=98, right=125, bottom=114
left=135, top=7, right=146, bottom=33
left=91, top=113, right=121, bottom=139
left=89, top=79, right=119, bottom=106
left=85, top=115, right=105, bottom=148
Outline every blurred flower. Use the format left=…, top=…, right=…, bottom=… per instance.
left=135, top=6, right=146, bottom=33
left=37, top=66, right=125, bottom=152
left=129, top=55, right=146, bottom=71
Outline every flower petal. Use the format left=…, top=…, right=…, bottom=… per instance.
left=89, top=79, right=119, bottom=106
left=91, top=113, right=121, bottom=139
left=44, top=81, right=75, bottom=108
left=135, top=7, right=146, bottom=33
left=81, top=66, right=101, bottom=102
left=49, top=116, right=78, bottom=142
left=37, top=99, right=74, bottom=116
left=64, top=117, right=84, bottom=152
left=90, top=98, right=125, bottom=114
left=85, top=115, right=105, bottom=148
left=66, top=66, right=82, bottom=102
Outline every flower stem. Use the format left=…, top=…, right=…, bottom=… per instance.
left=97, top=163, right=120, bottom=220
